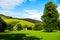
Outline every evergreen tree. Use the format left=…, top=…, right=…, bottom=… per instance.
left=41, top=2, right=59, bottom=32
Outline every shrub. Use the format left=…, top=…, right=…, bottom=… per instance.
left=16, top=24, right=23, bottom=31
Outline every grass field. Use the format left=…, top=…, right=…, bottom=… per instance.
left=0, top=30, right=60, bottom=40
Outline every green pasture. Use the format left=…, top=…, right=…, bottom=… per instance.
left=0, top=30, right=60, bottom=40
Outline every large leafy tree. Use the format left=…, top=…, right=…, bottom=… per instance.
left=0, top=17, right=7, bottom=32
left=41, top=2, right=59, bottom=32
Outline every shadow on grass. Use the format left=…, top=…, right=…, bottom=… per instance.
left=25, top=36, right=42, bottom=40
left=0, top=34, right=42, bottom=40
left=42, top=30, right=57, bottom=33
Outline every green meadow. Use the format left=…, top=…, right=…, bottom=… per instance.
left=0, top=30, right=60, bottom=40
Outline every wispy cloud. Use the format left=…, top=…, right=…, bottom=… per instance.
left=0, top=0, right=26, bottom=10
left=24, top=9, right=43, bottom=20
left=0, top=0, right=36, bottom=10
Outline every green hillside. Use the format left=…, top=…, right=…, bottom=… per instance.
left=0, top=14, right=35, bottom=28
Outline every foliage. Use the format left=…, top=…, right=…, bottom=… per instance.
left=16, top=24, right=23, bottom=30
left=33, top=22, right=44, bottom=30
left=0, top=17, right=7, bottom=32
left=56, top=19, right=60, bottom=30
left=7, top=21, right=19, bottom=31
left=41, top=2, right=59, bottom=32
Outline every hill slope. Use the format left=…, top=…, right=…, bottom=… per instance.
left=0, top=14, right=35, bottom=28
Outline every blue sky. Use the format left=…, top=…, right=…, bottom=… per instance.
left=0, top=0, right=60, bottom=20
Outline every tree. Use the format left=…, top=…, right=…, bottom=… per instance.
left=33, top=22, right=44, bottom=30
left=0, top=17, right=7, bottom=32
left=41, top=2, right=59, bottom=32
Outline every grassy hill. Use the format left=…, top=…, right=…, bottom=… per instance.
left=0, top=14, right=35, bottom=28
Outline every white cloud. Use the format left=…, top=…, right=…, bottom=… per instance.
left=0, top=0, right=26, bottom=10
left=57, top=4, right=60, bottom=13
left=24, top=9, right=43, bottom=20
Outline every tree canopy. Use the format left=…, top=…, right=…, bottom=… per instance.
left=41, top=2, right=59, bottom=32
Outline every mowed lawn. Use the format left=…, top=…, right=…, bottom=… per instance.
left=0, top=30, right=60, bottom=40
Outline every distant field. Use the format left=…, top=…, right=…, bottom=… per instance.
left=0, top=30, right=60, bottom=40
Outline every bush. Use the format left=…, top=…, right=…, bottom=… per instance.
left=16, top=24, right=23, bottom=31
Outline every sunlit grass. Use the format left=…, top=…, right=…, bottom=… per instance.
left=0, top=30, right=60, bottom=40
